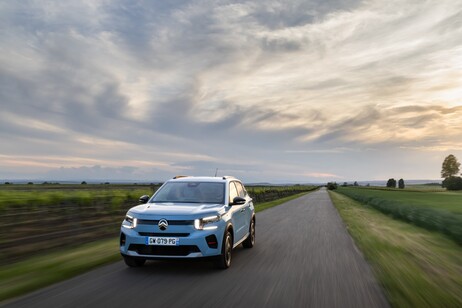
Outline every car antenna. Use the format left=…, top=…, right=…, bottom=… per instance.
left=214, top=168, right=218, bottom=177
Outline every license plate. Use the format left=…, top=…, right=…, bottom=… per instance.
left=146, top=237, right=179, bottom=246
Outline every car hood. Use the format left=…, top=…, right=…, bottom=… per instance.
left=128, top=202, right=226, bottom=219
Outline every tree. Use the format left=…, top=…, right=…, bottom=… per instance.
left=353, top=181, right=359, bottom=186
left=441, top=154, right=460, bottom=178
left=386, top=178, right=396, bottom=188
left=442, top=176, right=462, bottom=190
left=398, top=178, right=405, bottom=189
left=81, top=181, right=87, bottom=185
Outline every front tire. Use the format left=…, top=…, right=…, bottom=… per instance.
left=242, top=218, right=255, bottom=248
left=216, top=230, right=232, bottom=269
left=123, top=256, right=146, bottom=267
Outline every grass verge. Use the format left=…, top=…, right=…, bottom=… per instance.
left=336, top=187, right=462, bottom=245
left=329, top=191, right=462, bottom=307
left=0, top=238, right=120, bottom=302
left=0, top=191, right=313, bottom=303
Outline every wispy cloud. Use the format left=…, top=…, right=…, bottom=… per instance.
left=304, top=172, right=343, bottom=179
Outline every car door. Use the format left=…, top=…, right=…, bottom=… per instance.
left=229, top=181, right=247, bottom=243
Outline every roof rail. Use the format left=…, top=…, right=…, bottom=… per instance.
left=222, top=176, right=236, bottom=180
left=173, top=175, right=189, bottom=179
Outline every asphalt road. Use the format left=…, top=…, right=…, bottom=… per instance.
left=2, top=188, right=389, bottom=308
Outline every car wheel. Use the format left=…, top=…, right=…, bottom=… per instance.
left=242, top=218, right=255, bottom=248
left=123, top=256, right=146, bottom=267
left=216, top=230, right=232, bottom=269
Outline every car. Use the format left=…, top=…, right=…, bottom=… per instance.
left=119, top=176, right=255, bottom=269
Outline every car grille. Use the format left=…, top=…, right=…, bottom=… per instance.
left=137, top=219, right=194, bottom=225
left=128, top=244, right=200, bottom=256
left=138, top=232, right=190, bottom=237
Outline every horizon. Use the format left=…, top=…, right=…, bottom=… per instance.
left=0, top=178, right=442, bottom=186
left=1, top=1, right=462, bottom=183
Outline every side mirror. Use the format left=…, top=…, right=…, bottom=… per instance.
left=139, top=195, right=150, bottom=204
left=231, top=196, right=246, bottom=205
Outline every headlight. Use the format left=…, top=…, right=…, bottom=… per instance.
left=194, top=215, right=221, bottom=230
left=122, top=214, right=138, bottom=229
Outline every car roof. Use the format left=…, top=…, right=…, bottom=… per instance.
left=169, top=176, right=238, bottom=183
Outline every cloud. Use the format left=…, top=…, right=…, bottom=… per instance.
left=299, top=105, right=462, bottom=149
left=1, top=0, right=462, bottom=182
left=304, top=172, right=342, bottom=179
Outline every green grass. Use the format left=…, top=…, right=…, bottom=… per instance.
left=0, top=190, right=314, bottom=303
left=336, top=187, right=462, bottom=245
left=329, top=191, right=462, bottom=307
left=340, top=186, right=462, bottom=212
left=403, top=184, right=446, bottom=192
left=0, top=238, right=120, bottom=302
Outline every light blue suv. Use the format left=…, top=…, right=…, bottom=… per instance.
left=120, top=176, right=255, bottom=269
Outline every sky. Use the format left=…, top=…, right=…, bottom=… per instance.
left=1, top=0, right=462, bottom=183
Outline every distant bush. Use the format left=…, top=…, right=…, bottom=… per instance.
left=423, top=183, right=441, bottom=186
left=442, top=176, right=462, bottom=191
left=327, top=182, right=338, bottom=190
left=247, top=186, right=317, bottom=203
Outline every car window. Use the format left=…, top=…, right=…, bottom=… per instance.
left=235, top=182, right=245, bottom=198
left=151, top=182, right=225, bottom=204
left=241, top=184, right=248, bottom=197
left=229, top=182, right=238, bottom=204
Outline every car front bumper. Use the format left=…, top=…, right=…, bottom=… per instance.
left=120, top=221, right=225, bottom=259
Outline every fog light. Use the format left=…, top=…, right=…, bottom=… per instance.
left=206, top=235, right=218, bottom=249
left=120, top=233, right=126, bottom=246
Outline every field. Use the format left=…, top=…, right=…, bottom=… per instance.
left=0, top=183, right=317, bottom=265
left=0, top=184, right=157, bottom=265
left=329, top=191, right=462, bottom=307
left=337, top=186, right=462, bottom=214
left=336, top=186, right=462, bottom=245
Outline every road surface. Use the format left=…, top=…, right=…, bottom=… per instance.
left=2, top=188, right=389, bottom=308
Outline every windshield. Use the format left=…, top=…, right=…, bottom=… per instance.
left=150, top=182, right=225, bottom=204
